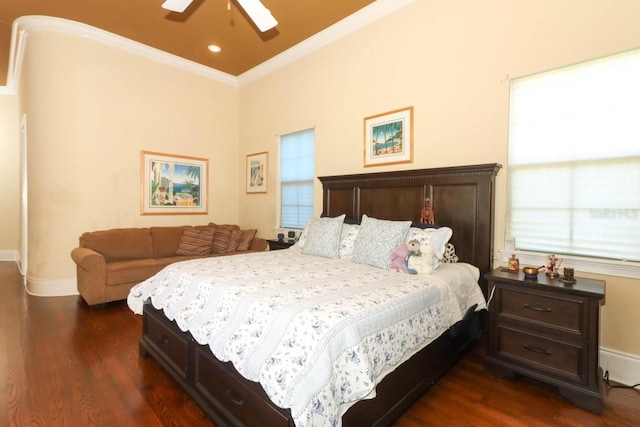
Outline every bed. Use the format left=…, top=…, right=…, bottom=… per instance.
left=129, top=163, right=501, bottom=427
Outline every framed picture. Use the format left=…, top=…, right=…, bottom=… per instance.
left=246, top=151, right=268, bottom=194
left=140, top=151, right=208, bottom=215
left=363, top=106, right=414, bottom=167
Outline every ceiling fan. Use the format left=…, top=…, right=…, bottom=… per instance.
left=161, top=0, right=278, bottom=32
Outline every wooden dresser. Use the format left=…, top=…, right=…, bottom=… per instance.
left=484, top=269, right=605, bottom=413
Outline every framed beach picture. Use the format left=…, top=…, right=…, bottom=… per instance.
left=140, top=151, right=208, bottom=215
left=363, top=106, right=414, bottom=167
left=246, top=151, right=268, bottom=194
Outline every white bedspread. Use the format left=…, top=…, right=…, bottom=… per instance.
left=127, top=250, right=485, bottom=427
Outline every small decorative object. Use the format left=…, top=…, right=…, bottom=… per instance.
left=141, top=151, right=208, bottom=215
left=420, top=198, right=435, bottom=224
left=546, top=254, right=562, bottom=278
left=246, top=151, right=268, bottom=194
left=523, top=266, right=544, bottom=280
left=277, top=233, right=285, bottom=242
left=560, top=267, right=576, bottom=284
left=363, top=106, right=413, bottom=167
left=389, top=243, right=409, bottom=273
left=507, top=254, right=520, bottom=272
left=287, top=230, right=296, bottom=244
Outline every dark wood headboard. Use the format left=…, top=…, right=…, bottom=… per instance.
left=318, top=163, right=502, bottom=286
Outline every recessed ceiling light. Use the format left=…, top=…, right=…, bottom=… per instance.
left=208, top=44, right=222, bottom=53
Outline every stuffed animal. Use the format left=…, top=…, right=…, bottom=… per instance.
left=389, top=242, right=409, bottom=273
left=405, top=239, right=441, bottom=275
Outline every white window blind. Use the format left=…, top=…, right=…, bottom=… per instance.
left=280, top=128, right=315, bottom=229
left=508, top=49, right=640, bottom=262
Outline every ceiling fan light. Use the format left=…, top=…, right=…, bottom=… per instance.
left=161, top=0, right=194, bottom=13
left=236, top=0, right=278, bottom=32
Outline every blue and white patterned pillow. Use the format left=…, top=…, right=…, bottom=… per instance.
left=338, top=223, right=360, bottom=259
left=302, top=214, right=346, bottom=258
left=353, top=215, right=411, bottom=269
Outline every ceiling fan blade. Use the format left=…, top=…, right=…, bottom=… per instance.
left=161, top=0, right=194, bottom=13
left=237, top=0, right=278, bottom=32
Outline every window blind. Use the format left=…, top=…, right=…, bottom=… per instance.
left=280, top=128, right=315, bottom=229
left=508, top=49, right=640, bottom=262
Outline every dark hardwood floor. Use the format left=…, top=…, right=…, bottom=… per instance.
left=1, top=261, right=638, bottom=426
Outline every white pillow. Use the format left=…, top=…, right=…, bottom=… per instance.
left=338, top=223, right=360, bottom=259
left=353, top=215, right=411, bottom=269
left=302, top=215, right=346, bottom=258
left=290, top=216, right=318, bottom=250
left=405, top=226, right=453, bottom=254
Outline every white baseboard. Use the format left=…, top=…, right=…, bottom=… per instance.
left=25, top=275, right=78, bottom=297
left=0, top=250, right=19, bottom=261
left=601, top=347, right=640, bottom=386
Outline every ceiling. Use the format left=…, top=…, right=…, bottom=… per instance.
left=0, top=0, right=376, bottom=87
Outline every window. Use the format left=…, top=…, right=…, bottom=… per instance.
left=507, top=49, right=640, bottom=263
left=280, top=128, right=315, bottom=229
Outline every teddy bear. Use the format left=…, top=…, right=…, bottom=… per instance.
left=389, top=242, right=409, bottom=273
left=405, top=239, right=441, bottom=275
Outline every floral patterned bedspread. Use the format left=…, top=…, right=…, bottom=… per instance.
left=127, top=250, right=485, bottom=427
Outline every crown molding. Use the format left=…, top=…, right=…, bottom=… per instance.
left=3, top=0, right=415, bottom=92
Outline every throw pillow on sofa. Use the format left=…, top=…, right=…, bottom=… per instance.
left=237, top=229, right=257, bottom=251
left=176, top=226, right=215, bottom=256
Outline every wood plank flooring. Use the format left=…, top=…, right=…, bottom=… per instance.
left=1, top=261, right=638, bottom=426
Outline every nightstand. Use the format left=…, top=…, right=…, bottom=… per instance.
left=267, top=239, right=295, bottom=251
left=483, top=269, right=605, bottom=414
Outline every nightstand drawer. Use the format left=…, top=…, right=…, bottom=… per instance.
left=498, top=327, right=584, bottom=383
left=500, top=288, right=585, bottom=335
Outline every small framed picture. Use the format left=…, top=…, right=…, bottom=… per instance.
left=363, top=106, right=414, bottom=167
left=246, top=151, right=268, bottom=194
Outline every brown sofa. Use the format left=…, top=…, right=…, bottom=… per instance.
left=71, top=225, right=267, bottom=307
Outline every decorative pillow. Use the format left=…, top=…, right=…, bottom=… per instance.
left=226, top=229, right=242, bottom=253
left=176, top=226, right=215, bottom=256
left=302, top=214, right=345, bottom=258
left=442, top=242, right=459, bottom=263
left=236, top=229, right=257, bottom=251
left=290, top=217, right=318, bottom=250
left=404, top=226, right=453, bottom=255
left=211, top=225, right=234, bottom=254
left=338, top=223, right=360, bottom=259
left=353, top=215, right=411, bottom=269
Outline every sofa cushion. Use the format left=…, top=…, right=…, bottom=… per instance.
left=81, top=228, right=153, bottom=262
left=176, top=226, right=215, bottom=256
left=150, top=226, right=186, bottom=258
left=106, top=258, right=167, bottom=286
left=211, top=225, right=234, bottom=254
left=227, top=229, right=242, bottom=253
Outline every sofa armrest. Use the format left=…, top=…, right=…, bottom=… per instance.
left=71, top=247, right=108, bottom=306
left=71, top=247, right=106, bottom=271
left=249, top=237, right=268, bottom=252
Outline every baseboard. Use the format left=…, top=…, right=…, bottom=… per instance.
left=601, top=347, right=640, bottom=386
left=25, top=275, right=78, bottom=297
left=0, top=250, right=19, bottom=261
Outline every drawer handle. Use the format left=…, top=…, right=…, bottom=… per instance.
left=158, top=334, right=169, bottom=345
left=226, top=389, right=244, bottom=407
left=523, top=344, right=551, bottom=355
left=523, top=303, right=551, bottom=313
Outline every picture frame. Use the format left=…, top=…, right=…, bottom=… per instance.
left=140, top=151, right=208, bottom=215
left=246, top=151, right=268, bottom=194
left=363, top=106, right=414, bottom=167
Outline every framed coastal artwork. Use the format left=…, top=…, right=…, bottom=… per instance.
left=140, top=151, right=208, bottom=215
left=363, top=106, right=414, bottom=167
left=246, top=151, right=268, bottom=194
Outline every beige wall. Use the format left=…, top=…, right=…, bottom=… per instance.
left=19, top=32, right=240, bottom=283
left=0, top=94, right=20, bottom=255
left=238, top=0, right=640, bottom=358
